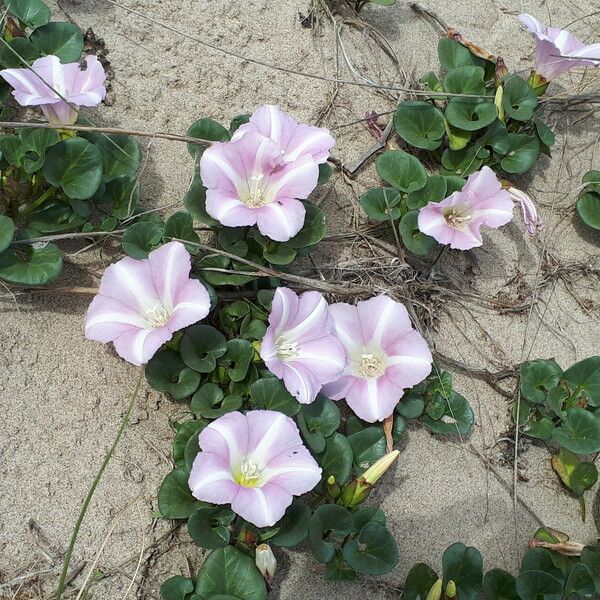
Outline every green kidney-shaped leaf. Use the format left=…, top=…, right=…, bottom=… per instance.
left=187, top=118, right=231, bottom=157
left=443, top=66, right=486, bottom=95
left=421, top=391, right=474, bottom=435
left=502, top=76, right=538, bottom=122
left=515, top=570, right=563, bottom=600
left=160, top=576, right=194, bottom=600
left=188, top=505, right=235, bottom=549
left=249, top=377, right=300, bottom=416
left=348, top=427, right=386, bottom=473
left=180, top=324, right=228, bottom=373
left=404, top=563, right=439, bottom=600
left=122, top=222, right=163, bottom=258
left=146, top=348, right=201, bottom=401
left=8, top=0, right=50, bottom=27
left=43, top=138, right=103, bottom=199
left=394, top=101, right=446, bottom=150
left=286, top=201, right=326, bottom=248
left=396, top=391, right=425, bottom=418
left=158, top=467, right=201, bottom=519
left=399, top=210, right=438, bottom=256
left=16, top=127, right=60, bottom=173
left=105, top=176, right=139, bottom=220
left=0, top=215, right=15, bottom=254
left=376, top=150, right=427, bottom=193
left=309, top=504, right=354, bottom=564
left=0, top=242, right=62, bottom=284
left=552, top=408, right=600, bottom=455
left=500, top=134, right=540, bottom=174
left=220, top=338, right=253, bottom=382
left=173, top=419, right=205, bottom=466
left=406, top=175, right=447, bottom=210
left=564, top=563, right=596, bottom=598
left=563, top=356, right=600, bottom=407
left=343, top=523, right=398, bottom=575
left=30, top=22, right=84, bottom=62
left=0, top=37, right=40, bottom=68
left=483, top=569, right=518, bottom=600
left=441, top=146, right=482, bottom=177
left=164, top=211, right=200, bottom=253
left=577, top=192, right=600, bottom=230
left=270, top=499, right=311, bottom=548
left=318, top=432, right=353, bottom=484
left=520, top=359, right=563, bottom=404
left=190, top=383, right=243, bottom=419
left=445, top=98, right=497, bottom=132
left=551, top=448, right=598, bottom=496
left=194, top=546, right=267, bottom=600
left=442, top=543, right=483, bottom=600
left=81, top=132, right=141, bottom=182
left=438, top=38, right=480, bottom=70
left=360, top=187, right=402, bottom=221
left=325, top=551, right=357, bottom=582
left=184, top=171, right=219, bottom=226
left=298, top=395, right=340, bottom=453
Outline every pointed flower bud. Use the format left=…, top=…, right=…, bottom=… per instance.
left=363, top=450, right=400, bottom=485
left=425, top=578, right=443, bottom=600
left=508, top=187, right=544, bottom=235
left=255, top=544, right=277, bottom=585
left=445, top=579, right=457, bottom=598
left=528, top=538, right=585, bottom=556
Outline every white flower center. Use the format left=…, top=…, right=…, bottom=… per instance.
left=357, top=353, right=386, bottom=379
left=235, top=458, right=263, bottom=487
left=144, top=305, right=170, bottom=328
left=243, top=173, right=270, bottom=208
left=275, top=337, right=299, bottom=361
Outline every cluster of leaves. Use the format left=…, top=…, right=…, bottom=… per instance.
left=0, top=0, right=142, bottom=284
left=516, top=356, right=600, bottom=515
left=360, top=36, right=555, bottom=256
left=576, top=170, right=600, bottom=232
left=404, top=531, right=600, bottom=599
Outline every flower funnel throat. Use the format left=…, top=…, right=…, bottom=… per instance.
left=188, top=410, right=322, bottom=527
left=260, top=287, right=346, bottom=405
left=85, top=241, right=211, bottom=366
left=323, top=295, right=432, bottom=423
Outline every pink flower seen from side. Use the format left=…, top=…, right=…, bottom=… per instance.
left=1, top=55, right=106, bottom=124
left=518, top=13, right=600, bottom=81
left=417, top=166, right=514, bottom=250
left=188, top=410, right=322, bottom=527
left=85, top=241, right=210, bottom=366
left=508, top=187, right=544, bottom=235
left=200, top=132, right=319, bottom=242
left=322, top=295, right=432, bottom=423
left=232, top=104, right=335, bottom=164
left=260, top=287, right=346, bottom=404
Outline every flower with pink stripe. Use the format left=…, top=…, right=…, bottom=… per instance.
left=322, top=295, right=432, bottom=423
left=188, top=410, right=322, bottom=527
left=200, top=132, right=319, bottom=242
left=85, top=241, right=210, bottom=366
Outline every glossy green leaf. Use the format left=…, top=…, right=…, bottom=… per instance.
left=396, top=392, right=425, bottom=418
left=563, top=356, right=600, bottom=407
left=0, top=242, right=62, bottom=284
left=16, top=127, right=60, bottom=173
left=190, top=383, right=243, bottom=419
left=188, top=505, right=235, bottom=549
left=249, top=377, right=300, bottom=416
left=352, top=506, right=386, bottom=532
left=221, top=338, right=253, bottom=382
left=445, top=98, right=497, bottom=132
left=122, top=222, right=163, bottom=258
left=564, top=563, right=596, bottom=598
left=43, top=138, right=103, bottom=199
left=184, top=171, right=219, bottom=226
left=502, top=76, right=538, bottom=121
left=343, top=523, right=398, bottom=575
left=164, top=211, right=200, bottom=253
left=483, top=569, right=518, bottom=600
left=263, top=243, right=296, bottom=265
left=229, top=114, right=250, bottom=135
left=81, top=132, right=141, bottom=182
left=0, top=37, right=40, bottom=68
left=194, top=546, right=267, bottom=600
left=515, top=570, right=563, bottom=600
left=325, top=551, right=357, bottom=581
left=376, top=150, right=427, bottom=193
left=422, top=391, right=474, bottom=435
left=184, top=429, right=202, bottom=471
left=7, top=0, right=50, bottom=28
left=581, top=546, right=600, bottom=592
left=308, top=504, right=354, bottom=564
left=407, top=175, right=447, bottom=210
left=180, top=325, right=227, bottom=373
left=394, top=101, right=446, bottom=150
left=317, top=162, right=332, bottom=185
left=552, top=408, right=600, bottom=454
left=551, top=448, right=598, bottom=496
left=104, top=176, right=139, bottom=220
left=438, top=38, right=481, bottom=70
left=441, top=146, right=482, bottom=177
left=158, top=467, right=201, bottom=519
left=443, top=66, right=486, bottom=94
left=160, top=576, right=194, bottom=600
left=404, top=563, right=439, bottom=600
left=30, top=22, right=84, bottom=62
left=445, top=121, right=472, bottom=151
left=298, top=395, right=340, bottom=453
left=399, top=210, right=437, bottom=256
left=360, top=187, right=402, bottom=221
left=0, top=215, right=15, bottom=254
left=520, top=359, right=563, bottom=404
left=197, top=254, right=256, bottom=286
left=442, top=543, right=483, bottom=600
left=318, top=432, right=353, bottom=484
left=524, top=417, right=555, bottom=441
left=270, top=499, right=311, bottom=548
left=577, top=192, right=600, bottom=230
left=500, top=134, right=540, bottom=174
left=146, top=348, right=201, bottom=401
left=287, top=201, right=326, bottom=248
left=348, top=427, right=386, bottom=473
left=173, top=419, right=205, bottom=466
left=187, top=118, right=230, bottom=157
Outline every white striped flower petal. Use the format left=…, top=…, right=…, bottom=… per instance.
left=188, top=410, right=321, bottom=528
left=200, top=132, right=319, bottom=242
left=85, top=241, right=210, bottom=366
left=322, top=295, right=432, bottom=423
left=260, top=287, right=346, bottom=405
left=1, top=55, right=106, bottom=124
left=417, top=166, right=514, bottom=251
left=232, top=104, right=335, bottom=164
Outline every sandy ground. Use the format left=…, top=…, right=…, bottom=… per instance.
left=1, top=0, right=600, bottom=598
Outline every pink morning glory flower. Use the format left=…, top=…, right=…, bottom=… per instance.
left=322, top=295, right=432, bottom=423
left=518, top=13, right=600, bottom=81
left=417, top=166, right=514, bottom=250
left=260, top=287, right=346, bottom=404
left=232, top=104, right=335, bottom=164
left=200, top=132, right=319, bottom=242
left=188, top=410, right=322, bottom=527
left=85, top=241, right=210, bottom=366
left=0, top=54, right=106, bottom=124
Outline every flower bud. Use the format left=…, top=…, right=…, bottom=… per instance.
left=363, top=450, right=400, bottom=485
left=255, top=543, right=276, bottom=585
left=425, top=578, right=443, bottom=600
left=494, top=86, right=505, bottom=122
left=445, top=579, right=457, bottom=598
left=508, top=187, right=543, bottom=235
left=528, top=538, right=585, bottom=556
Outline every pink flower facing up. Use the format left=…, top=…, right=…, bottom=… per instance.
left=188, top=410, right=322, bottom=527
left=322, top=295, right=432, bottom=423
left=85, top=241, right=210, bottom=366
left=0, top=55, right=106, bottom=124
left=518, top=13, right=600, bottom=81
left=417, top=166, right=514, bottom=251
left=260, top=287, right=346, bottom=404
left=232, top=104, right=335, bottom=165
left=200, top=132, right=319, bottom=242
left=508, top=187, right=544, bottom=235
